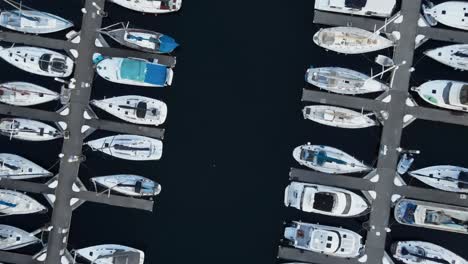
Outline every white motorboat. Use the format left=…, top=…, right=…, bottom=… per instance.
left=85, top=134, right=163, bottom=161
left=303, top=105, right=377, bottom=129
left=0, top=81, right=59, bottom=106
left=392, top=241, right=467, bottom=264
left=313, top=27, right=394, bottom=54
left=425, top=44, right=468, bottom=71
left=305, top=67, right=389, bottom=94
left=284, top=182, right=369, bottom=217
left=293, top=144, right=371, bottom=174
left=0, top=153, right=52, bottom=179
left=0, top=46, right=74, bottom=77
left=409, top=165, right=468, bottom=193
left=315, top=0, right=396, bottom=18
left=100, top=23, right=179, bottom=54
left=95, top=56, right=173, bottom=87
left=109, top=0, right=182, bottom=14
left=395, top=198, right=468, bottom=234
left=76, top=244, right=144, bottom=264
left=91, top=175, right=161, bottom=196
left=90, top=95, right=167, bottom=126
left=0, top=10, right=73, bottom=34
left=413, top=80, right=468, bottom=112
left=0, top=118, right=62, bottom=141
left=0, top=189, right=46, bottom=215
left=424, top=1, right=468, bottom=31
left=284, top=221, right=364, bottom=258
left=0, top=225, right=39, bottom=250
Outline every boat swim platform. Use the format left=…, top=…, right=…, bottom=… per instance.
left=0, top=0, right=165, bottom=264
left=280, top=1, right=468, bottom=264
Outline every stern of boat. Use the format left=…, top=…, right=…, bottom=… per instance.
left=166, top=68, right=174, bottom=86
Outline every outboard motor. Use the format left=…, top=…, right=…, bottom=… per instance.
left=421, top=0, right=438, bottom=26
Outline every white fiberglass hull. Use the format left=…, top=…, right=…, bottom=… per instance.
left=306, top=67, right=388, bottom=94
left=303, top=105, right=376, bottom=129
left=293, top=144, right=370, bottom=174
left=425, top=44, right=468, bottom=71
left=0, top=153, right=52, bottom=179
left=0, top=118, right=61, bottom=141
left=76, top=244, right=145, bottom=264
left=0, top=225, right=39, bottom=250
left=91, top=95, right=167, bottom=126
left=426, top=1, right=468, bottom=31
left=392, top=241, right=466, bottom=264
left=409, top=165, right=468, bottom=193
left=314, top=0, right=396, bottom=18
left=313, top=27, right=394, bottom=54
left=414, top=80, right=468, bottom=111
left=109, top=0, right=182, bottom=13
left=0, top=82, right=59, bottom=106
left=92, top=175, right=161, bottom=196
left=0, top=190, right=46, bottom=215
left=86, top=134, right=163, bottom=161
left=0, top=10, right=73, bottom=34
left=0, top=46, right=73, bottom=77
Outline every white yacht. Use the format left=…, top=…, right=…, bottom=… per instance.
left=0, top=46, right=74, bottom=77
left=0, top=153, right=52, bottom=179
left=85, top=134, right=163, bottom=161
left=109, top=0, right=182, bottom=14
left=293, top=144, right=370, bottom=174
left=392, top=241, right=467, bottom=264
left=95, top=56, right=173, bottom=87
left=303, top=105, right=376, bottom=129
left=424, top=1, right=468, bottom=31
left=394, top=198, right=468, bottom=234
left=314, top=0, right=396, bottom=18
left=409, top=165, right=468, bottom=193
left=91, top=175, right=162, bottom=196
left=0, top=81, right=59, bottom=106
left=0, top=10, right=73, bottom=34
left=413, top=80, right=468, bottom=112
left=313, top=27, right=394, bottom=54
left=305, top=67, right=389, bottom=95
left=284, top=182, right=369, bottom=217
left=284, top=221, right=364, bottom=258
left=425, top=44, right=468, bottom=71
left=0, top=118, right=62, bottom=141
left=0, top=225, right=39, bottom=250
left=91, top=96, right=167, bottom=126
left=76, top=244, right=144, bottom=264
left=0, top=189, right=46, bottom=215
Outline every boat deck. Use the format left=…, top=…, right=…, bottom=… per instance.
left=279, top=1, right=468, bottom=264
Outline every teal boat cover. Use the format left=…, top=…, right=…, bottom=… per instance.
left=120, top=59, right=167, bottom=86
left=159, top=35, right=179, bottom=53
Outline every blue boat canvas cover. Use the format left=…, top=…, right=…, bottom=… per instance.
left=120, top=59, right=168, bottom=86
left=159, top=35, right=179, bottom=53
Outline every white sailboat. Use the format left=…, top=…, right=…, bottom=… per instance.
left=314, top=0, right=396, bottom=18
left=76, top=244, right=145, bottom=264
left=91, top=175, right=162, bottom=196
left=85, top=135, right=163, bottom=161
left=303, top=105, right=377, bottom=129
left=284, top=221, right=364, bottom=258
left=313, top=27, right=394, bottom=54
left=284, top=182, right=369, bottom=217
left=109, top=0, right=182, bottom=14
left=424, top=1, right=468, bottom=31
left=293, top=144, right=371, bottom=174
left=0, top=10, right=73, bottom=34
left=95, top=57, right=173, bottom=87
left=0, top=81, right=59, bottom=106
left=91, top=96, right=167, bottom=126
left=425, top=44, right=468, bottom=71
left=0, top=225, right=40, bottom=250
left=413, top=80, right=468, bottom=112
left=409, top=165, right=468, bottom=193
left=306, top=67, right=389, bottom=95
left=0, top=118, right=62, bottom=141
left=392, top=241, right=467, bottom=264
left=0, top=189, right=46, bottom=215
left=0, top=46, right=74, bottom=77
left=0, top=153, right=52, bottom=179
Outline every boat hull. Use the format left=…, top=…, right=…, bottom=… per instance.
left=425, top=44, right=468, bottom=71
left=109, top=0, right=182, bottom=13
left=0, top=10, right=73, bottom=34
left=314, top=0, right=396, bottom=18
left=414, top=80, right=468, bottom=112
left=76, top=244, right=144, bottom=264
left=428, top=1, right=468, bottom=31
left=106, top=28, right=178, bottom=54
left=409, top=165, right=468, bottom=193
left=0, top=118, right=61, bottom=141
left=0, top=225, right=39, bottom=250
left=86, top=135, right=163, bottom=161
left=92, top=175, right=161, bottom=196
left=303, top=105, right=376, bottom=129
left=392, top=241, right=467, bottom=264
left=0, top=153, right=52, bottom=179
left=0, top=190, right=46, bottom=215
left=0, top=82, right=59, bottom=106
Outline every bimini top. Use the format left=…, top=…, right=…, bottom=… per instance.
left=120, top=59, right=167, bottom=86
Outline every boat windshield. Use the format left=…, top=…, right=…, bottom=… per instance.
left=459, top=85, right=468, bottom=105
left=136, top=102, right=148, bottom=118
left=458, top=171, right=468, bottom=189
left=344, top=0, right=367, bottom=9
left=312, top=192, right=336, bottom=212
left=51, top=58, right=67, bottom=73
left=39, top=54, right=52, bottom=71
left=320, top=32, right=336, bottom=45
left=442, top=82, right=452, bottom=104
left=0, top=161, right=20, bottom=171
left=400, top=246, right=451, bottom=264
left=424, top=210, right=466, bottom=227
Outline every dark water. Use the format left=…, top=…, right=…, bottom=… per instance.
left=1, top=0, right=468, bottom=263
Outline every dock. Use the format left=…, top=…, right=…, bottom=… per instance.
left=279, top=1, right=468, bottom=264
left=0, top=0, right=173, bottom=263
